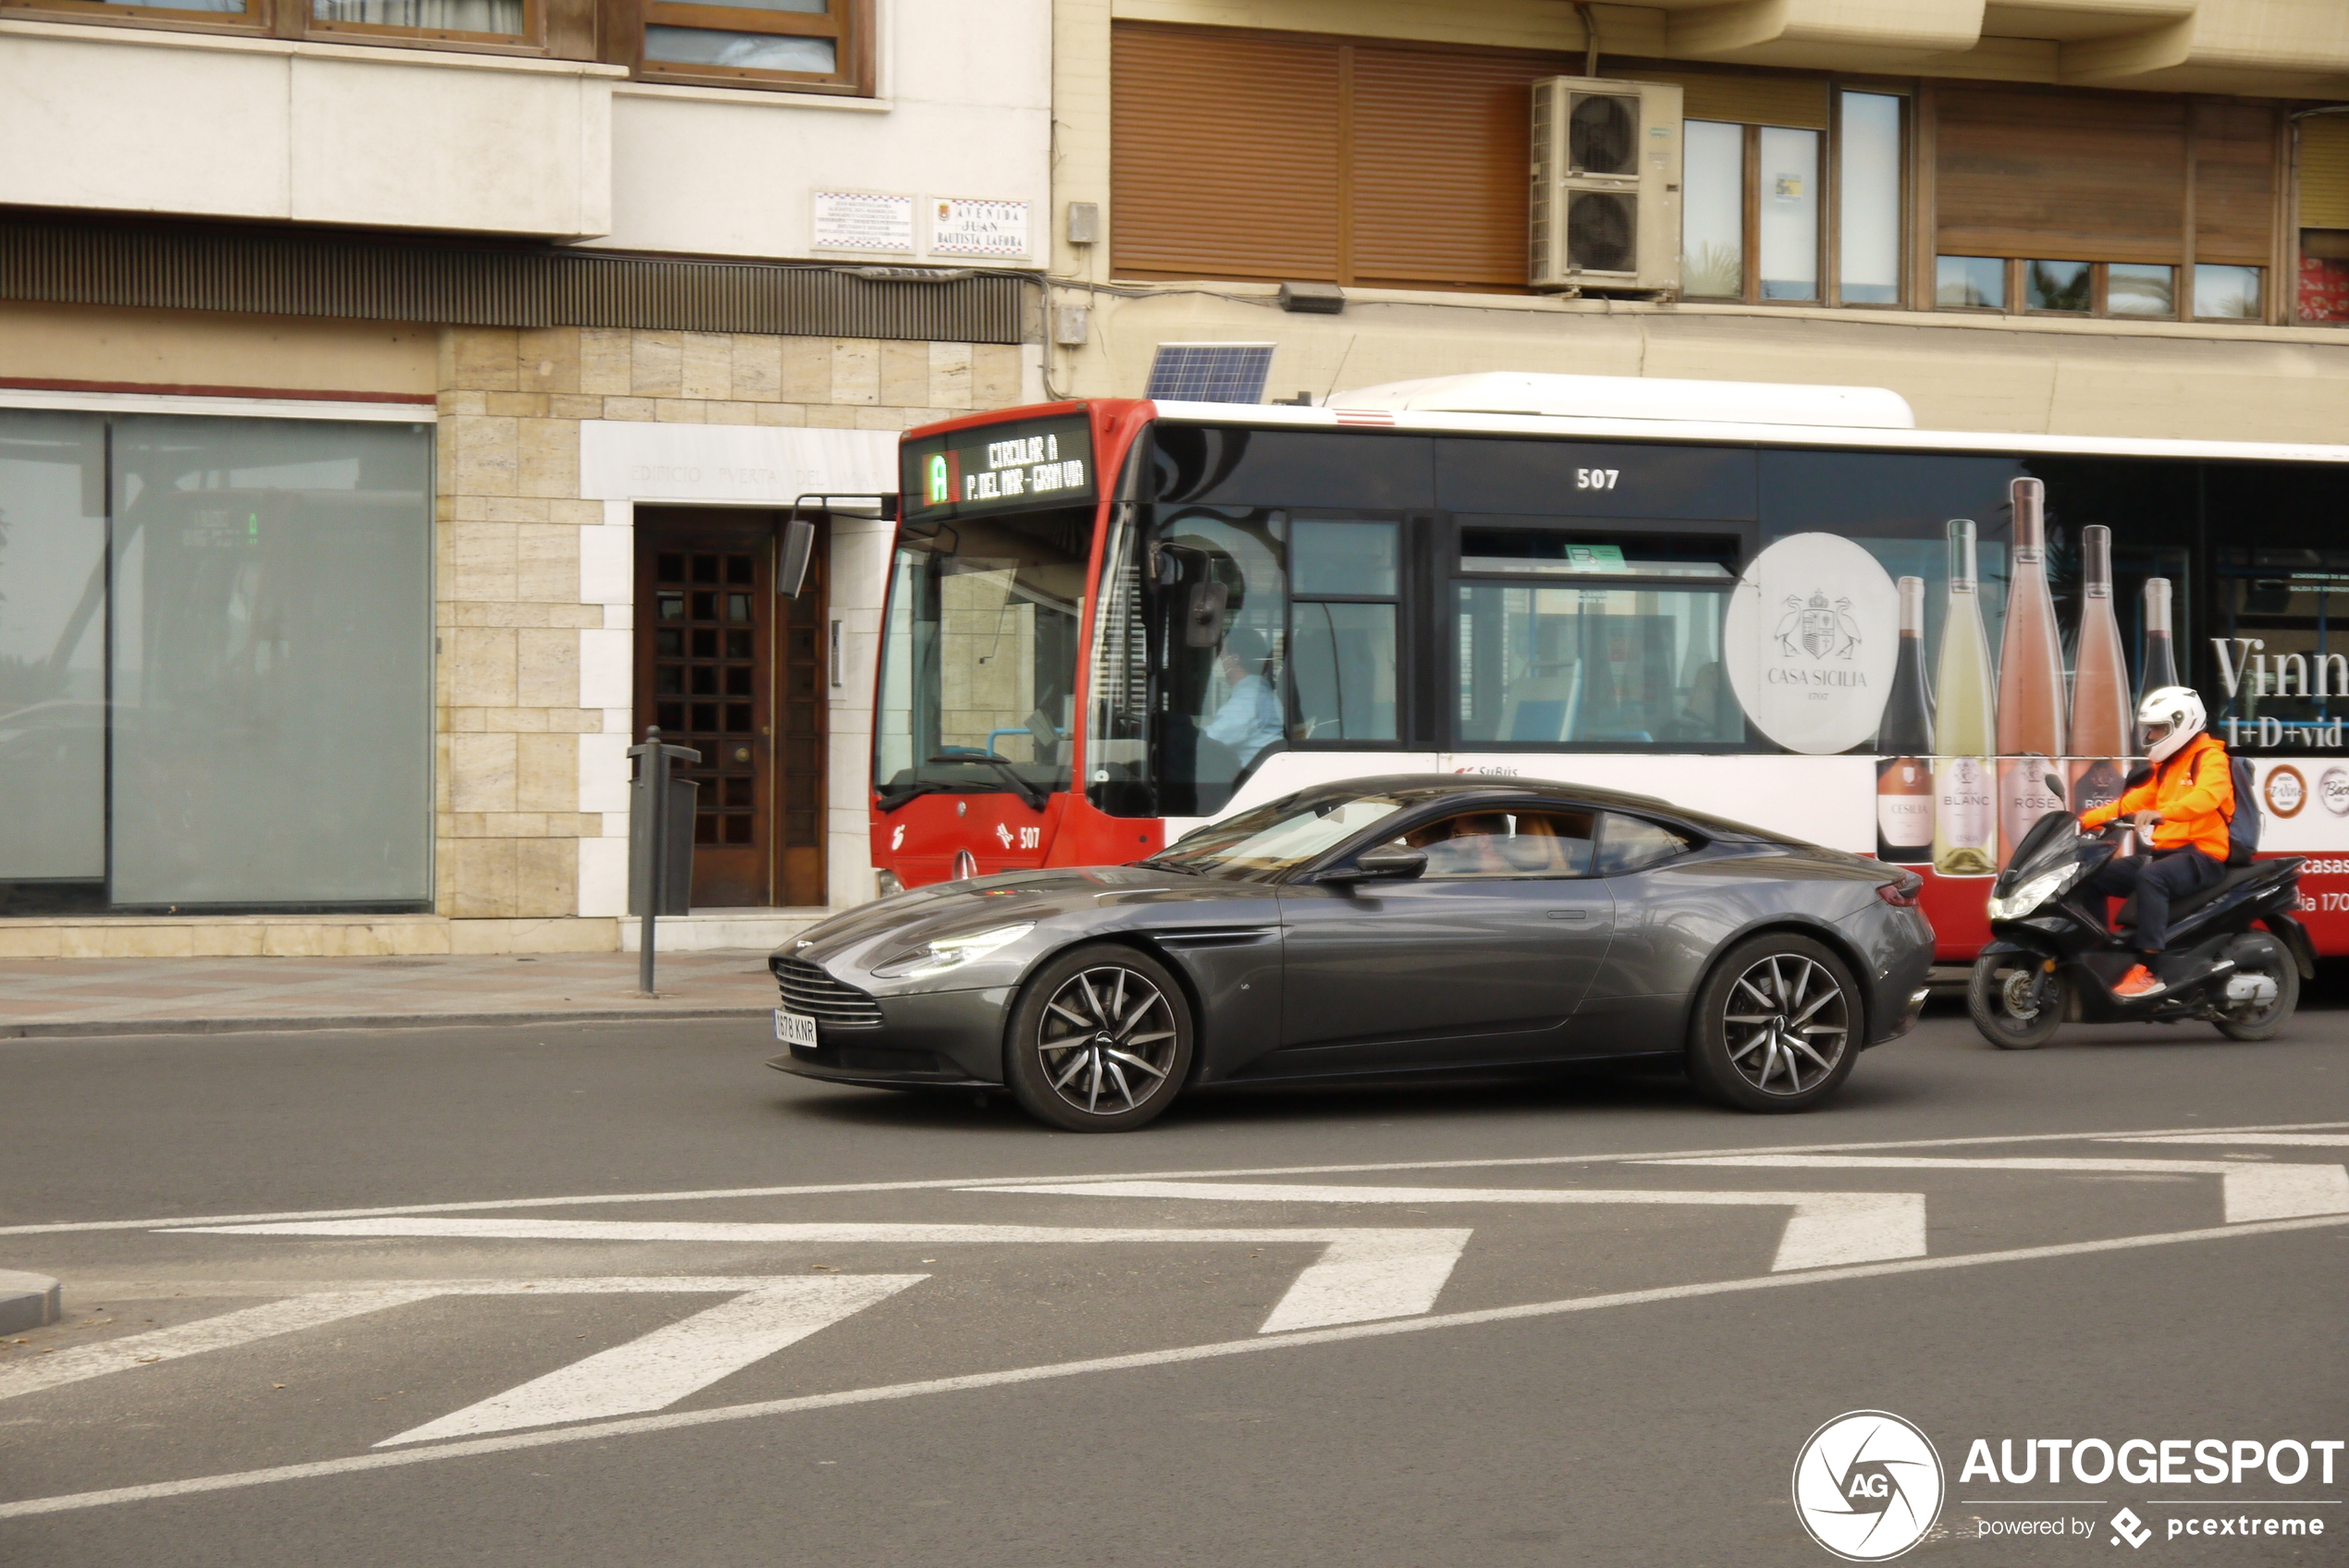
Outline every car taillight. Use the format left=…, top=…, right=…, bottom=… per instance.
left=1876, top=879, right=1922, bottom=907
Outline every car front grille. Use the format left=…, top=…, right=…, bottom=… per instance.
left=772, top=957, right=884, bottom=1029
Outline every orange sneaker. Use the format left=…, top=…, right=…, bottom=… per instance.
left=2114, top=963, right=2166, bottom=998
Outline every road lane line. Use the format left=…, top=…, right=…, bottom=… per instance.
left=2099, top=1133, right=2349, bottom=1146
left=3, top=1211, right=2342, bottom=1521
left=978, top=1181, right=1927, bottom=1271
left=1642, top=1155, right=2349, bottom=1223
left=0, top=1279, right=875, bottom=1403
left=376, top=1275, right=928, bottom=1447
left=164, top=1219, right=1479, bottom=1334
left=5, top=1120, right=2343, bottom=1239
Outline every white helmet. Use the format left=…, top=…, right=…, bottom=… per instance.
left=2138, top=685, right=2206, bottom=764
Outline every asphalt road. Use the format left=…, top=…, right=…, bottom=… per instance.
left=2, top=998, right=2344, bottom=1567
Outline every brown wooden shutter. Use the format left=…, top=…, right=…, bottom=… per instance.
left=1348, top=44, right=1566, bottom=289
left=2192, top=101, right=2281, bottom=265
left=2302, top=116, right=2349, bottom=228
left=1936, top=85, right=2187, bottom=263
left=1111, top=23, right=1342, bottom=282
left=1617, top=70, right=1827, bottom=130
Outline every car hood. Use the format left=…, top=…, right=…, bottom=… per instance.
left=781, top=865, right=1276, bottom=974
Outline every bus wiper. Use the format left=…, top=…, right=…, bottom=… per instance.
left=874, top=778, right=956, bottom=814
left=929, top=754, right=1049, bottom=813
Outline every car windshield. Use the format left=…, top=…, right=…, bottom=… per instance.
left=1141, top=791, right=1409, bottom=882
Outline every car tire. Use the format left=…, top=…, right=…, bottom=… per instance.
left=1686, top=933, right=1861, bottom=1114
left=1003, top=944, right=1194, bottom=1133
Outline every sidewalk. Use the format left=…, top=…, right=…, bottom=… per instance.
left=0, top=951, right=779, bottom=1039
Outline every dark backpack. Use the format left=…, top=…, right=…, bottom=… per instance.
left=2196, top=745, right=2260, bottom=868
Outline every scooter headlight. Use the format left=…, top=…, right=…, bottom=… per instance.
left=1986, top=864, right=2084, bottom=922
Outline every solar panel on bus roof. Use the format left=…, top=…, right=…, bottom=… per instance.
left=1144, top=343, right=1274, bottom=404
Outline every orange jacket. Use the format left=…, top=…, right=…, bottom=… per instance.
left=2079, top=731, right=2234, bottom=859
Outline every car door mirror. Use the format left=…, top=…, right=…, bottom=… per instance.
left=1318, top=844, right=1427, bottom=885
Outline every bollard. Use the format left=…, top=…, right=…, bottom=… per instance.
left=627, top=727, right=701, bottom=995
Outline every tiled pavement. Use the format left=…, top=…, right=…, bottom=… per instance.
left=0, top=951, right=778, bottom=1038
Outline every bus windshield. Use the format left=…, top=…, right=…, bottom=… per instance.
left=873, top=502, right=1089, bottom=804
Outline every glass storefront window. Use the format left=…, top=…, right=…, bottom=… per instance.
left=1838, top=93, right=1902, bottom=306
left=0, top=410, right=431, bottom=911
left=1681, top=120, right=1745, bottom=300
left=0, top=412, right=107, bottom=885
left=1757, top=128, right=1820, bottom=300
left=2195, top=263, right=2262, bottom=320
left=1937, top=255, right=2005, bottom=309
left=2027, top=260, right=2091, bottom=312
left=1455, top=583, right=1739, bottom=746
left=2108, top=263, right=2175, bottom=317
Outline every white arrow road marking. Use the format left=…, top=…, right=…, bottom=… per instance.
left=376, top=1275, right=924, bottom=1447
left=0, top=1278, right=907, bottom=1407
left=168, top=1219, right=1476, bottom=1333
left=1643, top=1155, right=2349, bottom=1224
left=2099, top=1133, right=2349, bottom=1146
left=977, top=1182, right=1927, bottom=1272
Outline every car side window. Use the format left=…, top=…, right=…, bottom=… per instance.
left=1596, top=813, right=1693, bottom=875
left=1393, top=808, right=1595, bottom=878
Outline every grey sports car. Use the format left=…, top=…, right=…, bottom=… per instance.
left=768, top=775, right=1936, bottom=1131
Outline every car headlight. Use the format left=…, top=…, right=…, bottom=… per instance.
left=1986, top=865, right=2084, bottom=922
left=868, top=922, right=1035, bottom=978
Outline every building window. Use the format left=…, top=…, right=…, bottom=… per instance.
left=311, top=0, right=525, bottom=39
left=1936, top=254, right=2004, bottom=309
left=2194, top=263, right=2262, bottom=320
left=2025, top=259, right=2090, bottom=312
left=635, top=0, right=869, bottom=94
left=2108, top=263, right=2175, bottom=316
left=1677, top=88, right=1903, bottom=307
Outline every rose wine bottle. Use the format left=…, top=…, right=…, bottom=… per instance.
left=1995, top=478, right=2069, bottom=865
left=1876, top=575, right=1935, bottom=864
left=1934, top=519, right=1999, bottom=876
left=2069, top=524, right=2132, bottom=818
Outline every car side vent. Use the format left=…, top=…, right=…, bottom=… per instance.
left=1150, top=925, right=1278, bottom=949
left=772, top=958, right=885, bottom=1028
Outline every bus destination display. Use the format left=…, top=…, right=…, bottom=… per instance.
left=904, top=415, right=1094, bottom=518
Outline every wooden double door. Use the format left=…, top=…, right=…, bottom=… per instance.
left=633, top=508, right=829, bottom=908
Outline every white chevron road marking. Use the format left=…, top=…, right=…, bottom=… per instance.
left=376, top=1274, right=926, bottom=1447
left=976, top=1181, right=1927, bottom=1271
left=1642, top=1155, right=2349, bottom=1224
left=168, top=1218, right=1477, bottom=1334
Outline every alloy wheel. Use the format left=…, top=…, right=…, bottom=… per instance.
left=1721, top=954, right=1850, bottom=1096
left=1035, top=965, right=1180, bottom=1116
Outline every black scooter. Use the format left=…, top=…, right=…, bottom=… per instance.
left=1968, top=792, right=2313, bottom=1049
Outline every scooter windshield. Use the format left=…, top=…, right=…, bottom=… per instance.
left=1996, top=808, right=2081, bottom=896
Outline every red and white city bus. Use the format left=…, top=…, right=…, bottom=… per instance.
left=871, top=374, right=2349, bottom=963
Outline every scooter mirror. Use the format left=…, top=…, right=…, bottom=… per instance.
left=2044, top=772, right=2066, bottom=805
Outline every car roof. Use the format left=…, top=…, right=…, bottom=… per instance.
left=1259, top=773, right=1803, bottom=845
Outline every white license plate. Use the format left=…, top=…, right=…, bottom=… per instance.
left=773, top=1010, right=819, bottom=1047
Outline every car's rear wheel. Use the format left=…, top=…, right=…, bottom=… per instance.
left=1003, top=944, right=1193, bottom=1132
left=1686, top=934, right=1860, bottom=1113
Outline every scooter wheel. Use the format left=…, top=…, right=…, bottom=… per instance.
left=2213, top=933, right=2297, bottom=1042
left=1967, top=954, right=2065, bottom=1049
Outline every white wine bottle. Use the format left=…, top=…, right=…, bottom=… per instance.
left=1876, top=575, right=1935, bottom=864
left=1934, top=519, right=1999, bottom=876
left=2069, top=524, right=2132, bottom=818
left=1996, top=478, right=2068, bottom=864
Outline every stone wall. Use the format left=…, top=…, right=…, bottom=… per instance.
left=435, top=325, right=1027, bottom=939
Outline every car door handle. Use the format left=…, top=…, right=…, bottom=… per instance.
left=1546, top=909, right=1591, bottom=920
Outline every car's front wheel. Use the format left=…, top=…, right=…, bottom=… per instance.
left=1003, top=944, right=1194, bottom=1132
left=1687, top=934, right=1860, bottom=1113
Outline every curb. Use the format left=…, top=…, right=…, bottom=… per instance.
left=0, top=1007, right=773, bottom=1041
left=0, top=1271, right=61, bottom=1336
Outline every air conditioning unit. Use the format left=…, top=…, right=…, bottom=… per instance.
left=1530, top=77, right=1683, bottom=295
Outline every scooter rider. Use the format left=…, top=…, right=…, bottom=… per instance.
left=2074, top=685, right=2234, bottom=998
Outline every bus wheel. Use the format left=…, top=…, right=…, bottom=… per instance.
left=1004, top=945, right=1193, bottom=1133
